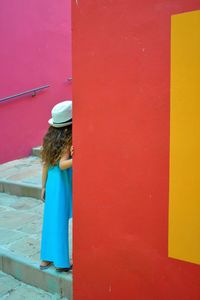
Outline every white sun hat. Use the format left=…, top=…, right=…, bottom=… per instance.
left=48, top=100, right=72, bottom=128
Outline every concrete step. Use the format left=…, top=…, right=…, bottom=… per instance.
left=0, top=193, right=72, bottom=299
left=0, top=250, right=72, bottom=299
left=0, top=270, right=68, bottom=299
left=32, top=146, right=42, bottom=157
left=0, top=156, right=41, bottom=199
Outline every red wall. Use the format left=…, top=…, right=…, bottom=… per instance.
left=73, top=1, right=200, bottom=299
left=0, top=0, right=72, bottom=163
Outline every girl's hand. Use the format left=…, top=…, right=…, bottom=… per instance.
left=70, top=146, right=74, bottom=157
left=41, top=188, right=46, bottom=202
left=59, top=150, right=72, bottom=170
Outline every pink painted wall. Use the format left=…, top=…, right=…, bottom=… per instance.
left=0, top=0, right=72, bottom=163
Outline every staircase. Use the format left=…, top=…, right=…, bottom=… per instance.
left=0, top=147, right=72, bottom=300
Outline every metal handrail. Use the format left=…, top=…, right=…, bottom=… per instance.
left=0, top=84, right=50, bottom=103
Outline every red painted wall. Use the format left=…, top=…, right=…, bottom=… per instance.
left=73, top=1, right=200, bottom=299
left=0, top=0, right=72, bottom=163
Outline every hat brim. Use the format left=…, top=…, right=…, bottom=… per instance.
left=48, top=118, right=72, bottom=128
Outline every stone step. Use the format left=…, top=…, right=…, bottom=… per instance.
left=0, top=193, right=72, bottom=299
left=0, top=250, right=72, bottom=299
left=32, top=146, right=42, bottom=157
left=0, top=270, right=68, bottom=299
left=0, top=156, right=41, bottom=199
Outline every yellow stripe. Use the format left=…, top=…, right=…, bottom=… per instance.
left=169, top=10, right=200, bottom=265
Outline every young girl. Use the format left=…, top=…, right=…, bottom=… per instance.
left=40, top=101, right=73, bottom=272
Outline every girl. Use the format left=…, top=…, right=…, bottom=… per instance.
left=40, top=101, right=73, bottom=272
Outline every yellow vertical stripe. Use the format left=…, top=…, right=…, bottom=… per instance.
left=169, top=10, right=200, bottom=265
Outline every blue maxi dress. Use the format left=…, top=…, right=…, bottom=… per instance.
left=40, top=164, right=72, bottom=268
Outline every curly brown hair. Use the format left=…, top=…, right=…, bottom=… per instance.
left=41, top=124, right=72, bottom=166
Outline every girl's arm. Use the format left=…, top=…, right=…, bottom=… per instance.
left=59, top=150, right=73, bottom=170
left=41, top=164, right=48, bottom=201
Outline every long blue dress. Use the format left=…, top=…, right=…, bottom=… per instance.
left=40, top=164, right=72, bottom=268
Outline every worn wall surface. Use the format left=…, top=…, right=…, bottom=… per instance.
left=72, top=1, right=200, bottom=299
left=0, top=0, right=72, bottom=163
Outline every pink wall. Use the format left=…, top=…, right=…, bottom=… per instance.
left=0, top=0, right=72, bottom=163
left=73, top=1, right=200, bottom=300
